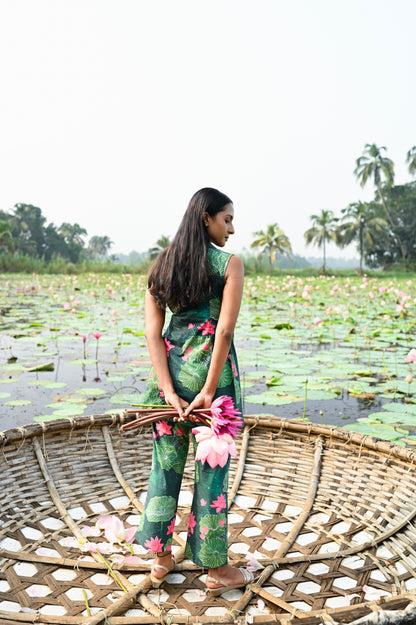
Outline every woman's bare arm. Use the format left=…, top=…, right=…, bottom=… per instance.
left=144, top=290, right=188, bottom=416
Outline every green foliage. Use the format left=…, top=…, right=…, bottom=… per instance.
left=304, top=210, right=339, bottom=273
left=251, top=223, right=292, bottom=268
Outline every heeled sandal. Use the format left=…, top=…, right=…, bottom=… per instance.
left=150, top=554, right=176, bottom=588
left=206, top=566, right=256, bottom=596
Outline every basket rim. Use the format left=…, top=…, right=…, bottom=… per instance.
left=1, top=412, right=415, bottom=464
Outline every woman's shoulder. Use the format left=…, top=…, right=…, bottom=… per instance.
left=207, top=243, right=234, bottom=276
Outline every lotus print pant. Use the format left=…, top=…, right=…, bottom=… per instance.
left=136, top=419, right=230, bottom=568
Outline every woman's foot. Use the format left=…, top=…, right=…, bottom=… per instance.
left=206, top=564, right=256, bottom=595
left=150, top=551, right=175, bottom=587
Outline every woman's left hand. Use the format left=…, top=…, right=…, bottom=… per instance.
left=183, top=390, right=214, bottom=420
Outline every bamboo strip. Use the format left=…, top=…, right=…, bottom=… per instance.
left=32, top=437, right=161, bottom=624
left=227, top=437, right=324, bottom=623
left=250, top=585, right=303, bottom=617
left=228, top=424, right=250, bottom=506
left=102, top=426, right=144, bottom=513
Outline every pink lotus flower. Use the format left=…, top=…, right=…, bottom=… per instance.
left=406, top=374, right=413, bottom=385
left=313, top=317, right=322, bottom=325
left=209, top=395, right=242, bottom=438
left=198, top=320, right=215, bottom=335
left=192, top=426, right=237, bottom=468
left=405, top=349, right=416, bottom=363
left=164, top=338, right=174, bottom=356
left=93, top=332, right=102, bottom=340
left=156, top=421, right=172, bottom=436
left=144, top=536, right=165, bottom=552
left=188, top=511, right=197, bottom=535
left=167, top=517, right=176, bottom=535
left=210, top=494, right=226, bottom=513
left=96, top=516, right=137, bottom=545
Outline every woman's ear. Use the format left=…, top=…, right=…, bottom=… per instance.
left=203, top=212, right=210, bottom=227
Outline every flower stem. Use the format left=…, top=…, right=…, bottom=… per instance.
left=96, top=551, right=129, bottom=593
left=302, top=379, right=308, bottom=421
left=82, top=589, right=91, bottom=616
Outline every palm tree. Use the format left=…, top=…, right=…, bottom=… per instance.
left=354, top=143, right=405, bottom=261
left=58, top=222, right=88, bottom=246
left=87, top=235, right=113, bottom=258
left=304, top=210, right=339, bottom=273
left=338, top=202, right=388, bottom=273
left=251, top=223, right=292, bottom=269
left=0, top=220, right=14, bottom=253
left=148, top=235, right=171, bottom=260
left=406, top=146, right=416, bottom=178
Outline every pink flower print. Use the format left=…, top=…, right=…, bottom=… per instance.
left=203, top=343, right=210, bottom=351
left=219, top=519, right=225, bottom=527
left=210, top=494, right=227, bottom=514
left=198, top=320, right=215, bottom=335
left=231, top=362, right=238, bottom=378
left=188, top=323, right=194, bottom=329
left=144, top=536, right=165, bottom=552
left=153, top=431, right=158, bottom=439
left=176, top=428, right=183, bottom=436
left=188, top=512, right=197, bottom=536
left=182, top=346, right=192, bottom=362
left=167, top=517, right=176, bottom=535
left=156, top=421, right=172, bottom=436
left=164, top=338, right=174, bottom=356
left=200, top=498, right=207, bottom=507
left=200, top=524, right=209, bottom=541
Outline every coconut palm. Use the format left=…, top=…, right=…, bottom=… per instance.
left=406, top=146, right=416, bottom=178
left=251, top=223, right=292, bottom=269
left=149, top=235, right=171, bottom=260
left=87, top=235, right=113, bottom=258
left=304, top=210, right=339, bottom=273
left=0, top=220, right=14, bottom=253
left=354, top=143, right=405, bottom=261
left=338, top=202, right=388, bottom=274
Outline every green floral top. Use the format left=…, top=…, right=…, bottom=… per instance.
left=142, top=244, right=242, bottom=414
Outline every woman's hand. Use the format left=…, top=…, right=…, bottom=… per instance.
left=163, top=391, right=189, bottom=421
left=182, top=389, right=214, bottom=421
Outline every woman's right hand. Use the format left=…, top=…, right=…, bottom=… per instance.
left=163, top=391, right=189, bottom=421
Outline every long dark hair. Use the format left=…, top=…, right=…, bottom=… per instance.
left=148, top=187, right=232, bottom=310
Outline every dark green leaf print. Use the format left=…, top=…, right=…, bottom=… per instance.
left=198, top=537, right=228, bottom=567
left=178, top=361, right=209, bottom=392
left=145, top=496, right=176, bottom=523
left=156, top=437, right=187, bottom=473
left=209, top=297, right=221, bottom=319
left=218, top=363, right=233, bottom=387
left=199, top=513, right=227, bottom=538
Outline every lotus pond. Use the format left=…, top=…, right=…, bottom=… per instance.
left=1, top=272, right=416, bottom=446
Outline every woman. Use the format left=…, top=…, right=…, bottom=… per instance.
left=136, top=188, right=254, bottom=594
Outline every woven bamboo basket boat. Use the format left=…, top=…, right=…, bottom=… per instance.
left=1, top=413, right=416, bottom=625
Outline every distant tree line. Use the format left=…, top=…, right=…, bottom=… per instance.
left=0, top=203, right=113, bottom=265
left=3, top=142, right=415, bottom=274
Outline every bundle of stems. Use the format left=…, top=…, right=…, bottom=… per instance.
left=121, top=406, right=210, bottom=431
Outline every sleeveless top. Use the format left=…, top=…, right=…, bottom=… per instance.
left=142, top=243, right=242, bottom=414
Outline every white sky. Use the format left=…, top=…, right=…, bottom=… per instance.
left=0, top=0, right=414, bottom=259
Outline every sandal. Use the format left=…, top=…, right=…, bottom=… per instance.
left=206, top=566, right=256, bottom=596
left=150, top=554, right=176, bottom=588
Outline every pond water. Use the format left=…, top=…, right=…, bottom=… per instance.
left=0, top=273, right=416, bottom=447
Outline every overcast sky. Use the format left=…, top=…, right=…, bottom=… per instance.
left=0, top=0, right=414, bottom=260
